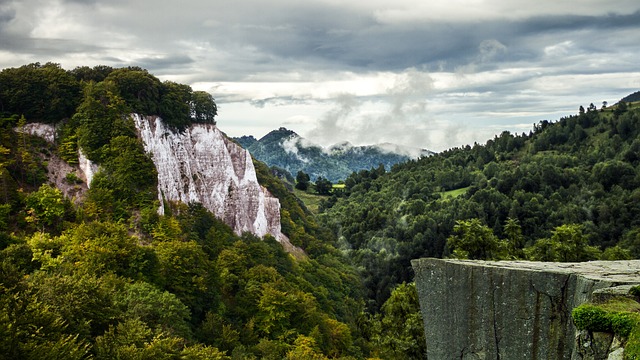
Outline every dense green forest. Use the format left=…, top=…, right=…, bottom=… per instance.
left=0, top=63, right=424, bottom=359
left=319, top=100, right=640, bottom=309
left=2, top=62, right=639, bottom=359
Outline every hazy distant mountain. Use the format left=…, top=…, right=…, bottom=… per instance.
left=234, top=135, right=258, bottom=149
left=235, top=127, right=433, bottom=182
left=620, top=91, right=640, bottom=103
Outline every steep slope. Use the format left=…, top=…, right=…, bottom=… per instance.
left=620, top=91, right=640, bottom=103
left=236, top=127, right=433, bottom=182
left=17, top=116, right=294, bottom=249
left=16, top=123, right=90, bottom=203
left=134, top=115, right=290, bottom=245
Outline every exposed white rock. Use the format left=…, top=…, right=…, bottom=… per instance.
left=17, top=117, right=299, bottom=253
left=16, top=123, right=56, bottom=143
left=78, top=149, right=99, bottom=188
left=133, top=114, right=289, bottom=244
left=16, top=122, right=91, bottom=202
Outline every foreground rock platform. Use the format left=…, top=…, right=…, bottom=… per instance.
left=411, top=259, right=640, bottom=360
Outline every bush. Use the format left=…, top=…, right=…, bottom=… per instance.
left=572, top=304, right=611, bottom=332
left=65, top=172, right=83, bottom=184
left=610, top=312, right=639, bottom=337
left=626, top=326, right=640, bottom=360
left=571, top=298, right=640, bottom=360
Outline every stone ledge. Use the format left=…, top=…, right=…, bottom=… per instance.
left=411, top=258, right=640, bottom=360
left=413, top=259, right=640, bottom=283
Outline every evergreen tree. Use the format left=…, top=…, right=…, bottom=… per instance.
left=315, top=177, right=332, bottom=195
left=295, top=171, right=311, bottom=191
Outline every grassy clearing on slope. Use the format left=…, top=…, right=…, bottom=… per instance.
left=293, top=188, right=324, bottom=214
left=440, top=186, right=470, bottom=199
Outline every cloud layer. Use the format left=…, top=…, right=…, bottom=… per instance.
left=1, top=0, right=639, bottom=150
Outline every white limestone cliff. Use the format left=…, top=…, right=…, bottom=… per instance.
left=78, top=149, right=99, bottom=187
left=133, top=114, right=290, bottom=244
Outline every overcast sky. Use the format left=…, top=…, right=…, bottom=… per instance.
left=1, top=0, right=639, bottom=151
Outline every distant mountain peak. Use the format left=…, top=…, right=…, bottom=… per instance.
left=234, top=128, right=433, bottom=182
left=260, top=127, right=300, bottom=142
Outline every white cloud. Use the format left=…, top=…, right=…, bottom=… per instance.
left=544, top=41, right=575, bottom=57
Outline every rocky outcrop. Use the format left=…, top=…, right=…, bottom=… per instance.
left=17, top=123, right=90, bottom=202
left=20, top=117, right=299, bottom=253
left=78, top=149, right=99, bottom=187
left=18, top=122, right=56, bottom=143
left=411, top=259, right=640, bottom=360
left=133, top=115, right=290, bottom=246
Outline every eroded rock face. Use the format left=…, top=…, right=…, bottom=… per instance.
left=20, top=117, right=297, bottom=251
left=134, top=115, right=289, bottom=244
left=411, top=259, right=640, bottom=360
left=78, top=149, right=99, bottom=187
left=17, top=123, right=90, bottom=202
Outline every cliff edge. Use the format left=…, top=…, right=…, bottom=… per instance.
left=411, top=258, right=640, bottom=359
left=134, top=115, right=292, bottom=247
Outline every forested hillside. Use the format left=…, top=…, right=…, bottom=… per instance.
left=0, top=63, right=425, bottom=359
left=319, top=101, right=640, bottom=308
left=2, top=62, right=638, bottom=359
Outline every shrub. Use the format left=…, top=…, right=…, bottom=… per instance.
left=626, top=326, right=640, bottom=360
left=572, top=298, right=640, bottom=359
left=572, top=304, right=611, bottom=332
left=611, top=312, right=640, bottom=337
left=65, top=172, right=82, bottom=184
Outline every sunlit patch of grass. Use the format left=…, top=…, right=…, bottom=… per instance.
left=440, top=186, right=470, bottom=199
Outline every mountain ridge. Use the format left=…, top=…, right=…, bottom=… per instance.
left=235, top=127, right=433, bottom=182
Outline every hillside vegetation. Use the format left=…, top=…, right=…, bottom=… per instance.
left=319, top=101, right=640, bottom=308
left=2, top=62, right=638, bottom=359
left=0, top=63, right=424, bottom=359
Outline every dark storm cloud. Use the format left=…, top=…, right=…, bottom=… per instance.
left=0, top=36, right=105, bottom=57
left=516, top=10, right=640, bottom=34
left=132, top=54, right=195, bottom=73
left=199, top=7, right=640, bottom=76
left=204, top=11, right=479, bottom=72
left=1, top=1, right=639, bottom=76
left=0, top=4, right=15, bottom=25
left=289, top=10, right=640, bottom=72
left=1, top=0, right=639, bottom=150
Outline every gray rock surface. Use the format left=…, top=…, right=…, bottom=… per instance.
left=411, top=259, right=640, bottom=360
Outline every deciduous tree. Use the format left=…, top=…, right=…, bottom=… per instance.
left=447, top=218, right=505, bottom=260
